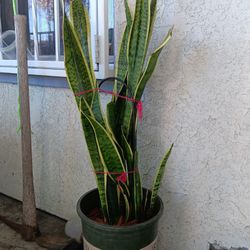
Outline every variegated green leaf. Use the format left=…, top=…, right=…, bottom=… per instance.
left=121, top=129, right=133, bottom=171
left=84, top=113, right=128, bottom=223
left=147, top=0, right=157, bottom=48
left=143, top=189, right=150, bottom=212
left=124, top=0, right=132, bottom=25
left=62, top=0, right=174, bottom=225
left=110, top=0, right=132, bottom=129
left=120, top=0, right=150, bottom=137
left=106, top=178, right=120, bottom=224
left=120, top=188, right=130, bottom=222
left=121, top=101, right=134, bottom=138
left=79, top=98, right=109, bottom=220
left=91, top=91, right=106, bottom=126
left=117, top=185, right=121, bottom=206
left=108, top=0, right=133, bottom=136
left=64, top=11, right=105, bottom=126
left=127, top=0, right=150, bottom=95
left=69, top=1, right=105, bottom=126
left=64, top=7, right=110, bottom=220
left=114, top=0, right=132, bottom=92
left=150, top=144, right=173, bottom=209
left=133, top=151, right=142, bottom=219
left=84, top=115, right=126, bottom=181
left=106, top=101, right=117, bottom=135
left=70, top=0, right=95, bottom=82
left=135, top=27, right=173, bottom=100
left=63, top=14, right=93, bottom=106
left=107, top=85, right=132, bottom=138
left=81, top=98, right=121, bottom=223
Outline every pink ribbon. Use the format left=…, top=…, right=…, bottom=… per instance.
left=75, top=88, right=143, bottom=121
left=95, top=169, right=138, bottom=184
left=136, top=101, right=143, bottom=121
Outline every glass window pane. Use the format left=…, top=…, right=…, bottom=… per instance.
left=18, top=0, right=35, bottom=59
left=59, top=0, right=68, bottom=59
left=36, top=0, right=56, bottom=60
left=108, top=0, right=114, bottom=64
left=0, top=0, right=16, bottom=59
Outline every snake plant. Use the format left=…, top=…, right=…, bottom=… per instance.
left=63, top=0, right=173, bottom=225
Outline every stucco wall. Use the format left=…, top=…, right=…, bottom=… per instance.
left=115, top=0, right=250, bottom=249
left=1, top=0, right=250, bottom=249
left=0, top=83, right=96, bottom=219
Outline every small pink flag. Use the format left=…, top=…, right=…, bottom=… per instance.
left=137, top=101, right=143, bottom=121
left=116, top=172, right=127, bottom=183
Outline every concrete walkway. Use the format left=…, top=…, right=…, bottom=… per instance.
left=0, top=193, right=80, bottom=250
left=0, top=223, right=45, bottom=250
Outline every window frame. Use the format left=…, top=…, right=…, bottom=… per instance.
left=0, top=0, right=113, bottom=79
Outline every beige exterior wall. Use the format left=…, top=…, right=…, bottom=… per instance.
left=0, top=84, right=95, bottom=219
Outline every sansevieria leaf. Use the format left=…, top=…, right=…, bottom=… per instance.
left=120, top=187, right=131, bottom=222
left=124, top=0, right=132, bottom=26
left=108, top=0, right=133, bottom=139
left=79, top=98, right=109, bottom=220
left=63, top=14, right=93, bottom=106
left=147, top=0, right=157, bottom=48
left=62, top=0, right=174, bottom=225
left=120, top=101, right=134, bottom=138
left=85, top=115, right=126, bottom=182
left=115, top=0, right=132, bottom=87
left=127, top=0, right=150, bottom=94
left=120, top=0, right=150, bottom=137
left=120, top=129, right=133, bottom=171
left=81, top=98, right=121, bottom=223
left=69, top=0, right=105, bottom=126
left=106, top=101, right=117, bottom=136
left=150, top=144, right=173, bottom=209
left=133, top=151, right=142, bottom=219
left=91, top=92, right=106, bottom=126
left=110, top=0, right=132, bottom=126
left=64, top=9, right=105, bottom=126
left=70, top=0, right=95, bottom=82
left=135, top=27, right=173, bottom=101
left=84, top=113, right=128, bottom=222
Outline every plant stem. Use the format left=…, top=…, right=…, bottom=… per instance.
left=12, top=0, right=17, bottom=16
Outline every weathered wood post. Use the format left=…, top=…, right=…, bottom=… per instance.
left=14, top=15, right=38, bottom=241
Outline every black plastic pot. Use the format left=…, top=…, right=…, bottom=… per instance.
left=77, top=188, right=163, bottom=250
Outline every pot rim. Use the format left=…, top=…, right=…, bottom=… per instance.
left=77, top=188, right=164, bottom=232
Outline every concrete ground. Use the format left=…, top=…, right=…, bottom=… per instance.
left=0, top=193, right=82, bottom=250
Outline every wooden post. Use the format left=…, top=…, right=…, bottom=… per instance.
left=14, top=15, right=38, bottom=241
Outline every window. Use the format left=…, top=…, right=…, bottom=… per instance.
left=0, top=0, right=114, bottom=79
